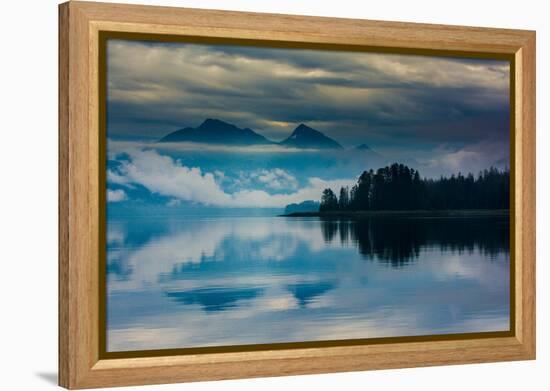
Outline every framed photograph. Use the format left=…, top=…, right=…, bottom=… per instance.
left=59, top=1, right=536, bottom=389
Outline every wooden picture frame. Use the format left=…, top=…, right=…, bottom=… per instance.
left=59, top=1, right=536, bottom=389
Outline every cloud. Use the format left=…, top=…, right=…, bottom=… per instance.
left=118, top=148, right=232, bottom=206
left=153, top=141, right=319, bottom=153
left=110, top=148, right=355, bottom=207
left=108, top=140, right=326, bottom=155
left=107, top=169, right=133, bottom=187
left=106, top=39, right=510, bottom=150
left=107, top=225, right=125, bottom=245
left=256, top=168, right=298, bottom=190
left=107, top=189, right=128, bottom=202
left=420, top=140, right=510, bottom=175
left=166, top=198, right=181, bottom=207
left=233, top=168, right=299, bottom=191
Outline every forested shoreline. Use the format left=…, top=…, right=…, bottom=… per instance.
left=319, top=163, right=510, bottom=212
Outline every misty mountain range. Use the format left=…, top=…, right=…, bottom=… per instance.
left=158, top=119, right=374, bottom=151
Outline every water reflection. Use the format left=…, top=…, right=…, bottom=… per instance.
left=320, top=216, right=509, bottom=267
left=164, top=286, right=264, bottom=312
left=106, top=215, right=510, bottom=352
left=287, top=281, right=336, bottom=308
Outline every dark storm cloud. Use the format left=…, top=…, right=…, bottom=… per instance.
left=106, top=39, right=510, bottom=163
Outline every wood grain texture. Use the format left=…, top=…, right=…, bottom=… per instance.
left=58, top=3, right=70, bottom=387
left=518, top=34, right=536, bottom=356
left=58, top=1, right=536, bottom=388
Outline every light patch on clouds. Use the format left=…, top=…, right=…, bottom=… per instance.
left=109, top=139, right=323, bottom=154
left=155, top=141, right=321, bottom=154
left=107, top=189, right=128, bottom=202
left=421, top=140, right=509, bottom=175
left=365, top=54, right=509, bottom=91
left=110, top=149, right=354, bottom=208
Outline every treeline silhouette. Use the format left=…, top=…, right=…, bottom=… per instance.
left=320, top=163, right=509, bottom=212
left=320, top=215, right=509, bottom=267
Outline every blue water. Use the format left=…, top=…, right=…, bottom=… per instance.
left=106, top=214, right=510, bottom=352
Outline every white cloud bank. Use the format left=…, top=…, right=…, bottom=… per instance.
left=107, top=189, right=128, bottom=202
left=109, top=149, right=354, bottom=208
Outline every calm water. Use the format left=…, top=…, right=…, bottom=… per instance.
left=106, top=214, right=510, bottom=352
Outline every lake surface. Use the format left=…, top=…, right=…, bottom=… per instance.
left=106, top=214, right=510, bottom=352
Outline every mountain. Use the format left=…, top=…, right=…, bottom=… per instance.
left=279, top=124, right=343, bottom=149
left=354, top=143, right=384, bottom=160
left=355, top=144, right=373, bottom=151
left=158, top=119, right=272, bottom=145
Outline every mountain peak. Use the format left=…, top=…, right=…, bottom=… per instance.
left=354, top=143, right=383, bottom=160
left=281, top=124, right=343, bottom=149
left=356, top=144, right=372, bottom=151
left=294, top=123, right=316, bottom=133
left=159, top=118, right=272, bottom=145
left=158, top=119, right=346, bottom=149
left=200, top=118, right=228, bottom=127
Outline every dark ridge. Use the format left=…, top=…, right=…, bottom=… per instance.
left=158, top=118, right=272, bottom=146
left=279, top=123, right=343, bottom=149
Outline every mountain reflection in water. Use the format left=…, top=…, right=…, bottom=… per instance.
left=106, top=214, right=510, bottom=352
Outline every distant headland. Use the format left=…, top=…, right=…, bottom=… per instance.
left=282, top=162, right=510, bottom=216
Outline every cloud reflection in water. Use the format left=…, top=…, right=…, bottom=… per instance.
left=107, top=215, right=509, bottom=352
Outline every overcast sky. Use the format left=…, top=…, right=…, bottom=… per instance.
left=106, top=39, right=510, bottom=169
